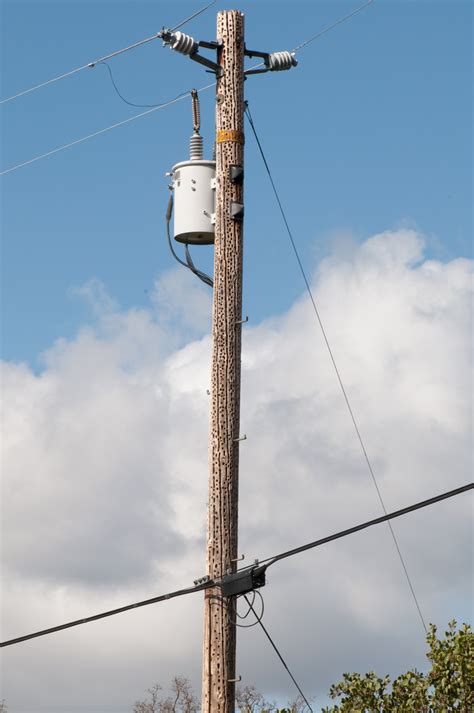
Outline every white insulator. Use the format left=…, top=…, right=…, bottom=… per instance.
left=170, top=31, right=198, bottom=56
left=189, top=132, right=203, bottom=161
left=268, top=50, right=298, bottom=71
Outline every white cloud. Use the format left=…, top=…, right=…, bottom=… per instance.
left=1, top=230, right=472, bottom=710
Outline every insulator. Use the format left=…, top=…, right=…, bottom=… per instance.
left=170, top=31, right=198, bottom=56
left=268, top=50, right=298, bottom=72
left=189, top=132, right=203, bottom=160
left=191, top=89, right=201, bottom=133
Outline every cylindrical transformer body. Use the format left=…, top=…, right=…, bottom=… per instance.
left=171, top=159, right=216, bottom=245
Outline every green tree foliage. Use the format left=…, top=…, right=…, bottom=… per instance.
left=133, top=622, right=472, bottom=712
left=323, top=621, right=473, bottom=712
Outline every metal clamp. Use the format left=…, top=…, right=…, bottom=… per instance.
left=229, top=164, right=244, bottom=184
left=230, top=202, right=244, bottom=221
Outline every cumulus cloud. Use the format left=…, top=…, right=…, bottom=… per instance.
left=1, top=229, right=472, bottom=710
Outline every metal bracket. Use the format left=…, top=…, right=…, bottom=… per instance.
left=244, top=46, right=298, bottom=76
left=236, top=315, right=248, bottom=325
left=234, top=434, right=247, bottom=442
left=231, top=554, right=245, bottom=563
left=199, top=39, right=222, bottom=50
left=190, top=50, right=223, bottom=76
left=244, top=47, right=269, bottom=60
left=229, top=164, right=244, bottom=185
left=228, top=676, right=242, bottom=683
left=230, top=202, right=244, bottom=221
left=244, top=46, right=270, bottom=76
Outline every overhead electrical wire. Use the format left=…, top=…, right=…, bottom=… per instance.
left=0, top=0, right=216, bottom=106
left=0, top=89, right=197, bottom=176
left=1, top=482, right=471, bottom=649
left=260, top=482, right=473, bottom=570
left=244, top=594, right=314, bottom=712
left=1, top=0, right=376, bottom=176
left=0, top=579, right=215, bottom=648
left=0, top=81, right=216, bottom=176
left=96, top=61, right=169, bottom=108
left=245, top=101, right=430, bottom=633
left=292, top=0, right=375, bottom=52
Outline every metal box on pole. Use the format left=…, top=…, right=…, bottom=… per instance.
left=171, top=159, right=216, bottom=245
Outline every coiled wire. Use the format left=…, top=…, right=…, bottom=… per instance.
left=191, top=88, right=201, bottom=132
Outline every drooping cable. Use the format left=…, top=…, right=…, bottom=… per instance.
left=0, top=82, right=216, bottom=176
left=230, top=590, right=265, bottom=629
left=245, top=100, right=429, bottom=633
left=0, top=0, right=216, bottom=106
left=244, top=594, right=314, bottom=712
left=165, top=192, right=213, bottom=287
left=0, top=579, right=214, bottom=648
left=97, top=61, right=169, bottom=108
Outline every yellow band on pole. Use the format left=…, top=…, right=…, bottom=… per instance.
left=216, top=129, right=245, bottom=144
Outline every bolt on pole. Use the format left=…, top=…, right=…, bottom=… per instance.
left=202, top=9, right=245, bottom=713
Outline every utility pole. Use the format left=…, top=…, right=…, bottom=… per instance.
left=161, top=12, right=296, bottom=710
left=202, top=9, right=245, bottom=713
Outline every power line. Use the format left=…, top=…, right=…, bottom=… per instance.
left=0, top=1, right=376, bottom=175
left=0, top=82, right=215, bottom=176
left=167, top=0, right=216, bottom=34
left=244, top=594, right=314, bottom=712
left=2, top=482, right=471, bottom=649
left=0, top=0, right=215, bottom=106
left=292, top=0, right=375, bottom=52
left=245, top=101, right=429, bottom=633
left=254, top=483, right=474, bottom=570
left=238, top=482, right=471, bottom=709
left=0, top=579, right=214, bottom=648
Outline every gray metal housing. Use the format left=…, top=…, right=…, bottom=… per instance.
left=171, top=159, right=216, bottom=245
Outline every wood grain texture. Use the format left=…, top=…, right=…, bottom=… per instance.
left=202, top=10, right=245, bottom=713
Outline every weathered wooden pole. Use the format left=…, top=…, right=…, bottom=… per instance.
left=202, top=9, right=245, bottom=713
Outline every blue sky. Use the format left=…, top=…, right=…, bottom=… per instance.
left=1, top=2, right=472, bottom=711
left=2, top=0, right=471, bottom=366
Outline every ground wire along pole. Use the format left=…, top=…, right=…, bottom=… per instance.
left=202, top=10, right=245, bottom=712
